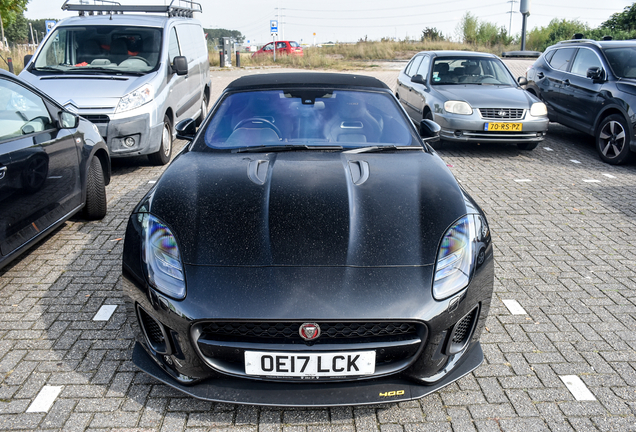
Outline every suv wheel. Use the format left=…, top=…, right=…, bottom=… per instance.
left=596, top=114, right=633, bottom=165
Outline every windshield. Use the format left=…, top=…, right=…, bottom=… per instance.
left=197, top=89, right=418, bottom=151
left=33, top=25, right=162, bottom=74
left=604, top=47, right=636, bottom=79
left=431, top=57, right=515, bottom=85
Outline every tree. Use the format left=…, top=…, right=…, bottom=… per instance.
left=5, top=12, right=27, bottom=44
left=203, top=28, right=244, bottom=44
left=421, top=27, right=444, bottom=42
left=0, top=0, right=28, bottom=28
left=601, top=2, right=636, bottom=32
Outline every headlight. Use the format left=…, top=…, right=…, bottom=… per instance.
left=115, top=84, right=154, bottom=113
left=141, top=214, right=186, bottom=299
left=444, top=100, right=472, bottom=115
left=433, top=214, right=488, bottom=300
left=530, top=102, right=548, bottom=117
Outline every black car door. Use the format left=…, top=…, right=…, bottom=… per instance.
left=559, top=47, right=604, bottom=133
left=537, top=47, right=577, bottom=121
left=0, top=77, right=82, bottom=258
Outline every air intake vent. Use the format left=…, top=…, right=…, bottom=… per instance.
left=445, top=306, right=479, bottom=355
left=137, top=306, right=169, bottom=354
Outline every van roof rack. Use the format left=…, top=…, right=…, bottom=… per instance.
left=61, top=0, right=202, bottom=18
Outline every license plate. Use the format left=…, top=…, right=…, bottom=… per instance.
left=245, top=351, right=375, bottom=377
left=484, top=122, right=522, bottom=131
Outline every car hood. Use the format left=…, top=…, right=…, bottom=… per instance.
left=17, top=71, right=155, bottom=109
left=142, top=150, right=472, bottom=267
left=435, top=85, right=534, bottom=108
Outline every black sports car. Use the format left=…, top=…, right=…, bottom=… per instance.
left=122, top=73, right=494, bottom=406
left=0, top=69, right=110, bottom=270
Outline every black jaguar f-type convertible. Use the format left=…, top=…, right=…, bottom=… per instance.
left=122, top=73, right=494, bottom=406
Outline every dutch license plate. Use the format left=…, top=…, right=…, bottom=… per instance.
left=244, top=351, right=375, bottom=377
left=484, top=122, right=522, bottom=131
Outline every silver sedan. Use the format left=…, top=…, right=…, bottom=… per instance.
left=396, top=51, right=549, bottom=150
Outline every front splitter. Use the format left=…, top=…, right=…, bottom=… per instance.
left=132, top=341, right=484, bottom=407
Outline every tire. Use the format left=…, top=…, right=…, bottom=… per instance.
left=195, top=92, right=209, bottom=127
left=596, top=114, right=633, bottom=165
left=517, top=142, right=538, bottom=150
left=83, top=156, right=107, bottom=220
left=148, top=115, right=172, bottom=166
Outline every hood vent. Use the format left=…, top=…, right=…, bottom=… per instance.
left=247, top=160, right=269, bottom=185
left=348, top=160, right=370, bottom=185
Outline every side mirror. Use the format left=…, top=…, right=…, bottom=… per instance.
left=58, top=111, right=79, bottom=129
left=419, top=118, right=441, bottom=140
left=410, top=74, right=426, bottom=85
left=517, top=76, right=528, bottom=86
left=175, top=118, right=197, bottom=141
left=172, top=56, right=188, bottom=75
left=24, top=54, right=33, bottom=66
left=587, top=66, right=604, bottom=82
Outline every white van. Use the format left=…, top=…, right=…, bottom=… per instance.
left=20, top=0, right=211, bottom=165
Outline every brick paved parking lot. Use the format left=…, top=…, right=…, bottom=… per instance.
left=1, top=63, right=636, bottom=431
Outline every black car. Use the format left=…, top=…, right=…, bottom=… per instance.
left=0, top=69, right=110, bottom=270
left=122, top=73, right=494, bottom=406
left=525, top=38, right=636, bottom=164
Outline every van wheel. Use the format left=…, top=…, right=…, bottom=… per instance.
left=83, top=156, right=107, bottom=220
left=149, top=115, right=172, bottom=166
left=517, top=142, right=538, bottom=150
left=195, top=93, right=209, bottom=127
left=596, top=114, right=633, bottom=165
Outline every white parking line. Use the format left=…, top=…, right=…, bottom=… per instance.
left=582, top=179, right=601, bottom=183
left=93, top=305, right=117, bottom=321
left=602, top=174, right=616, bottom=178
left=543, top=147, right=553, bottom=151
left=560, top=375, right=596, bottom=401
left=502, top=299, right=527, bottom=315
left=570, top=160, right=581, bottom=164
left=514, top=179, right=531, bottom=183
left=26, top=386, right=63, bottom=413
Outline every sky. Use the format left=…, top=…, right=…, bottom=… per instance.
left=24, top=0, right=634, bottom=46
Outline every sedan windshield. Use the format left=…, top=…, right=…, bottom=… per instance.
left=199, top=89, right=418, bottom=150
left=604, top=47, right=636, bottom=79
left=33, top=26, right=162, bottom=74
left=431, top=57, right=515, bottom=86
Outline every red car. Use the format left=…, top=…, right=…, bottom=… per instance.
left=252, top=40, right=303, bottom=57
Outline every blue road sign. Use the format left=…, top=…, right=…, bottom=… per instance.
left=270, top=20, right=278, bottom=33
left=45, top=20, right=57, bottom=33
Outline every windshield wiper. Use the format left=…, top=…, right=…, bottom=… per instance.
left=343, top=145, right=423, bottom=154
left=34, top=66, right=65, bottom=72
left=234, top=144, right=343, bottom=153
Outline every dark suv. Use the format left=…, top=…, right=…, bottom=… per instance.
left=525, top=39, right=636, bottom=164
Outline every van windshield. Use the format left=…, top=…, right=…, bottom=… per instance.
left=33, top=26, right=162, bottom=74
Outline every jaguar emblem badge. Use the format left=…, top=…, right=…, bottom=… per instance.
left=299, top=323, right=321, bottom=341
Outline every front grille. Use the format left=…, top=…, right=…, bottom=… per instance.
left=194, top=320, right=426, bottom=380
left=81, top=114, right=110, bottom=123
left=199, top=321, right=417, bottom=342
left=479, top=108, right=524, bottom=119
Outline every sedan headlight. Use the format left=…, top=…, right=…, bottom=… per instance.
left=115, top=84, right=154, bottom=113
left=444, top=100, right=473, bottom=115
left=141, top=214, right=186, bottom=299
left=530, top=102, right=548, bottom=117
left=433, top=215, right=488, bottom=300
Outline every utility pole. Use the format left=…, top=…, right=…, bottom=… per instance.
left=0, top=12, right=5, bottom=50
left=507, top=0, right=518, bottom=37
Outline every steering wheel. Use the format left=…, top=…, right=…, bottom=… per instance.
left=476, top=75, right=495, bottom=83
left=123, top=56, right=150, bottom=65
left=233, top=117, right=282, bottom=138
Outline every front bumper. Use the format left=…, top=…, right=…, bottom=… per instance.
left=435, top=111, right=549, bottom=143
left=132, top=339, right=484, bottom=406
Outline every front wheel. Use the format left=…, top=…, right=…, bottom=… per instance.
left=596, top=114, right=633, bottom=165
left=83, top=156, right=107, bottom=220
left=517, top=142, right=538, bottom=150
left=148, top=115, right=172, bottom=166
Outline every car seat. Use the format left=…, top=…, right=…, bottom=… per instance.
left=324, top=94, right=381, bottom=143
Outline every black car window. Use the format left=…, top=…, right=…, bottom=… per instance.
left=570, top=48, right=603, bottom=77
left=0, top=78, right=53, bottom=141
left=199, top=89, right=418, bottom=150
left=431, top=57, right=515, bottom=85
left=603, top=46, right=636, bottom=79
left=405, top=56, right=423, bottom=77
left=415, top=55, right=431, bottom=79
left=548, top=48, right=576, bottom=71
